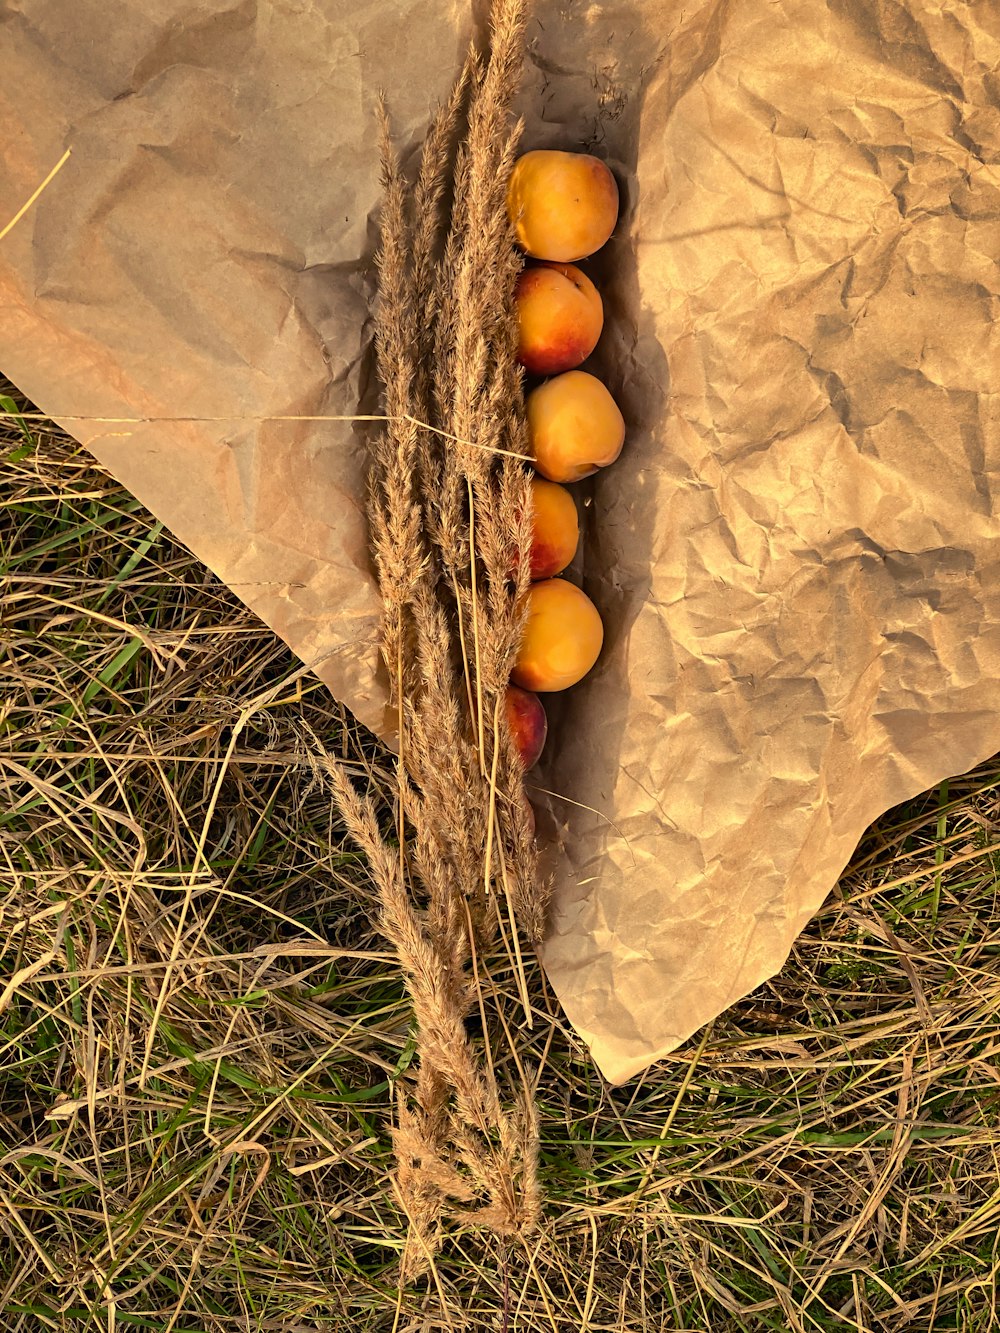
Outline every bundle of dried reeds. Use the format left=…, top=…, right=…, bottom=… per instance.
left=326, top=0, right=546, bottom=1277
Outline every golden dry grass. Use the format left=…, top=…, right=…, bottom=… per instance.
left=5, top=4, right=1000, bottom=1319
left=330, top=0, right=543, bottom=1274
left=5, top=387, right=1000, bottom=1331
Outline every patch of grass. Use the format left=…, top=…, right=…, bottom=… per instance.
left=3, top=386, right=1000, bottom=1330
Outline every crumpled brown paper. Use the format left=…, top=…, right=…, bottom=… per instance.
left=3, top=1, right=1000, bottom=1084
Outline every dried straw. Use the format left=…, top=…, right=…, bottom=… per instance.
left=327, top=0, right=546, bottom=1277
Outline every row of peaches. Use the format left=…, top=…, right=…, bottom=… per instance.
left=503, top=150, right=624, bottom=775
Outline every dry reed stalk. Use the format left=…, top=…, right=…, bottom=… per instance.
left=327, top=0, right=547, bottom=1279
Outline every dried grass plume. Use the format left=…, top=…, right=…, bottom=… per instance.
left=327, top=0, right=546, bottom=1278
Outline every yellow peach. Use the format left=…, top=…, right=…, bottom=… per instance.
left=526, top=370, right=625, bottom=483
left=512, top=579, right=604, bottom=692
left=515, top=262, right=603, bottom=376
left=529, top=476, right=579, bottom=580
left=507, top=150, right=619, bottom=262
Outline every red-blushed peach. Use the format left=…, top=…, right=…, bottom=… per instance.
left=515, top=262, right=603, bottom=376
left=526, top=370, right=625, bottom=483
left=529, top=476, right=579, bottom=580
left=511, top=579, right=604, bottom=692
left=504, top=683, right=547, bottom=770
left=507, top=150, right=619, bottom=262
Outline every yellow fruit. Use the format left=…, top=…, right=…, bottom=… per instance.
left=528, top=476, right=579, bottom=580
left=507, top=150, right=619, bottom=261
left=512, top=579, right=604, bottom=692
left=526, top=370, right=625, bottom=483
left=515, top=262, right=603, bottom=375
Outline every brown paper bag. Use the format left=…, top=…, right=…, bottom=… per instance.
left=3, top=0, right=999, bottom=1083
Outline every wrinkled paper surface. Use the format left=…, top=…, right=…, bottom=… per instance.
left=3, top=0, right=999, bottom=1083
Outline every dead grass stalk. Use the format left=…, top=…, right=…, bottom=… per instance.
left=328, top=0, right=543, bottom=1277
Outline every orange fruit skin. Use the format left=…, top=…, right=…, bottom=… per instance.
left=512, top=579, right=604, bottom=692
left=507, top=150, right=619, bottom=262
left=529, top=477, right=579, bottom=580
left=515, top=262, right=603, bottom=376
left=526, top=370, right=625, bottom=483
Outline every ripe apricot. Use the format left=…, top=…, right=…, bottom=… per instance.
left=529, top=477, right=579, bottom=580
left=526, top=370, right=625, bottom=483
left=512, top=579, right=604, bottom=692
left=504, top=684, right=547, bottom=770
left=507, top=150, right=619, bottom=262
left=515, top=262, right=603, bottom=376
